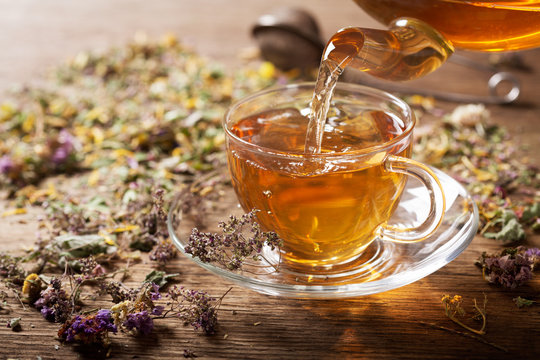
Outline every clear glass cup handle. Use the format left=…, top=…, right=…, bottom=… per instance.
left=380, top=155, right=446, bottom=243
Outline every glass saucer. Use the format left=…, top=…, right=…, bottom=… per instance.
left=167, top=167, right=478, bottom=299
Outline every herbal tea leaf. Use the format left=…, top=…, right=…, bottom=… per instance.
left=51, top=234, right=117, bottom=259
left=513, top=296, right=535, bottom=308
left=521, top=202, right=540, bottom=223
left=143, top=270, right=179, bottom=288
left=483, top=217, right=526, bottom=244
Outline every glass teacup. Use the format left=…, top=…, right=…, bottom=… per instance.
left=223, top=83, right=445, bottom=269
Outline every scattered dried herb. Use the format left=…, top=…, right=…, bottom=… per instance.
left=58, top=309, right=117, bottom=346
left=513, top=296, right=535, bottom=308
left=413, top=103, right=539, bottom=243
left=482, top=210, right=526, bottom=244
left=186, top=210, right=283, bottom=271
left=183, top=349, right=197, bottom=358
left=441, top=294, right=487, bottom=335
left=0, top=34, right=289, bottom=354
left=475, top=247, right=539, bottom=288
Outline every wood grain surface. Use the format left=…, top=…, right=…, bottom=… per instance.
left=1, top=1, right=539, bottom=359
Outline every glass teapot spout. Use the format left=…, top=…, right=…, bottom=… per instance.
left=333, top=18, right=454, bottom=81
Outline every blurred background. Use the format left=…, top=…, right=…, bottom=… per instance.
left=2, top=1, right=538, bottom=101
left=0, top=0, right=379, bottom=92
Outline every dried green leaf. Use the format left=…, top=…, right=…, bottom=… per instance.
left=484, top=217, right=526, bottom=244
left=143, top=270, right=179, bottom=288
left=513, top=296, right=535, bottom=308
left=521, top=202, right=540, bottom=223
left=49, top=234, right=117, bottom=266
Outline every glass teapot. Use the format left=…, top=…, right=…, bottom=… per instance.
left=343, top=0, right=540, bottom=81
left=253, top=2, right=539, bottom=102
left=354, top=0, right=540, bottom=52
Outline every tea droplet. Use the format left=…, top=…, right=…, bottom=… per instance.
left=263, top=190, right=273, bottom=198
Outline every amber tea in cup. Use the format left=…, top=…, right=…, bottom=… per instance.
left=223, top=83, right=445, bottom=268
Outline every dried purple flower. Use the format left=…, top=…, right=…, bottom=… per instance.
left=0, top=155, right=14, bottom=174
left=58, top=309, right=117, bottom=345
left=167, top=286, right=219, bottom=334
left=524, top=247, right=540, bottom=267
left=49, top=129, right=79, bottom=166
left=102, top=281, right=136, bottom=303
left=476, top=247, right=538, bottom=288
left=149, top=239, right=177, bottom=265
left=149, top=283, right=162, bottom=301
left=34, top=277, right=72, bottom=322
left=123, top=310, right=154, bottom=335
left=78, top=255, right=106, bottom=280
left=126, top=188, right=170, bottom=252
left=185, top=210, right=282, bottom=271
left=152, top=305, right=165, bottom=316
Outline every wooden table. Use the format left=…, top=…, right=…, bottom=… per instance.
left=1, top=1, right=539, bottom=359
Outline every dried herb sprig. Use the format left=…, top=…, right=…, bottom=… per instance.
left=513, top=296, right=535, bottom=308
left=185, top=210, right=283, bottom=271
left=157, top=285, right=230, bottom=335
left=441, top=294, right=487, bottom=335
left=55, top=278, right=230, bottom=347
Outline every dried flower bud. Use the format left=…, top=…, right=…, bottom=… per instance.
left=449, top=104, right=490, bottom=127
left=22, top=273, right=43, bottom=304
